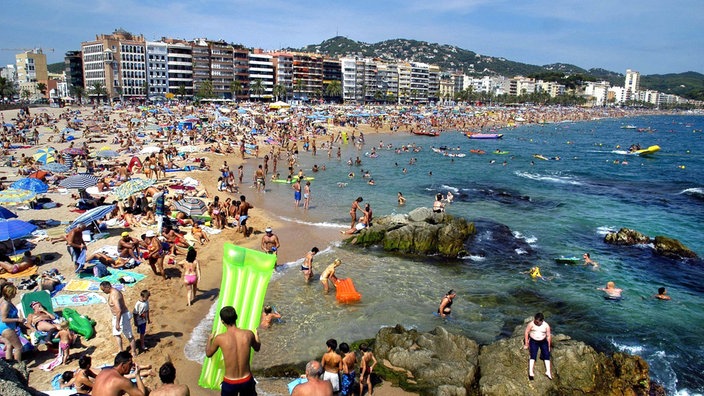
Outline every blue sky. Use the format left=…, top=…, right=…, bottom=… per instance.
left=1, top=0, right=702, bottom=75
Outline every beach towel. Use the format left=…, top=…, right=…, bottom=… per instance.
left=64, top=279, right=124, bottom=292
left=41, top=345, right=64, bottom=371
left=77, top=267, right=146, bottom=286
left=0, top=265, right=38, bottom=279
left=52, top=292, right=107, bottom=307
left=69, top=209, right=87, bottom=214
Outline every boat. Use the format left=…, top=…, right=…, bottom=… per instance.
left=629, top=145, right=660, bottom=156
left=467, top=133, right=503, bottom=139
left=554, top=256, right=582, bottom=264
left=413, top=130, right=440, bottom=137
left=470, top=149, right=486, bottom=155
left=621, top=125, right=637, bottom=129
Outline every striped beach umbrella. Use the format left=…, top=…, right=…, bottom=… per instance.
left=0, top=206, right=18, bottom=220
left=59, top=174, right=99, bottom=190
left=112, top=178, right=155, bottom=200
left=65, top=204, right=116, bottom=232
left=33, top=148, right=56, bottom=164
left=61, top=147, right=87, bottom=156
left=41, top=163, right=70, bottom=173
left=173, top=197, right=207, bottom=216
left=10, top=178, right=49, bottom=194
left=0, top=189, right=37, bottom=205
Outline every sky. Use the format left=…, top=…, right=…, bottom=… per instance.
left=1, top=0, right=703, bottom=76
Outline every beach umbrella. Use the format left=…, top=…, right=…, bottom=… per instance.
left=65, top=204, right=116, bottom=233
left=62, top=127, right=76, bottom=133
left=10, top=178, right=49, bottom=194
left=0, top=189, right=37, bottom=206
left=33, top=148, right=56, bottom=164
left=0, top=206, right=18, bottom=220
left=41, top=163, right=70, bottom=173
left=0, top=219, right=38, bottom=254
left=173, top=198, right=207, bottom=216
left=62, top=147, right=87, bottom=156
left=140, top=146, right=161, bottom=154
left=95, top=150, right=120, bottom=158
left=59, top=174, right=98, bottom=190
left=112, top=178, right=156, bottom=200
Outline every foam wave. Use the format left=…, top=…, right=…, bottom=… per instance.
left=515, top=248, right=528, bottom=255
left=184, top=302, right=216, bottom=363
left=596, top=226, right=617, bottom=236
left=611, top=150, right=629, bottom=155
left=680, top=187, right=704, bottom=199
left=461, top=254, right=486, bottom=261
left=514, top=171, right=583, bottom=186
left=440, top=184, right=460, bottom=193
left=513, top=231, right=538, bottom=245
left=611, top=340, right=645, bottom=355
left=277, top=216, right=348, bottom=229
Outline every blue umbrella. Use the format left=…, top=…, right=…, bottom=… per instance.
left=59, top=174, right=98, bottom=190
left=0, top=206, right=18, bottom=220
left=10, top=178, right=49, bottom=194
left=65, top=204, right=116, bottom=232
left=0, top=219, right=38, bottom=254
left=42, top=163, right=70, bottom=173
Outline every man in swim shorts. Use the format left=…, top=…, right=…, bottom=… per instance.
left=206, top=306, right=261, bottom=396
left=65, top=224, right=87, bottom=272
left=260, top=227, right=280, bottom=255
left=238, top=195, right=253, bottom=236
left=321, top=338, right=342, bottom=392
left=100, top=281, right=137, bottom=354
left=293, top=178, right=302, bottom=207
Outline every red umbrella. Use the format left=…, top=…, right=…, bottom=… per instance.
left=29, top=170, right=48, bottom=180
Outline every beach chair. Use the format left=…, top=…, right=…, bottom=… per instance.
left=21, top=290, right=55, bottom=316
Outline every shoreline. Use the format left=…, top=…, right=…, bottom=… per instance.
left=0, top=103, right=677, bottom=395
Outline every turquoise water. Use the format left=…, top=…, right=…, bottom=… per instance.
left=195, top=114, right=704, bottom=394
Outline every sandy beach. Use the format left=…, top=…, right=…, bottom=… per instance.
left=0, top=102, right=654, bottom=395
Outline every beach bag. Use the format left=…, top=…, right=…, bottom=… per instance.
left=93, top=263, right=110, bottom=278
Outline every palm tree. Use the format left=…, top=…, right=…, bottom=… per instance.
left=0, top=77, right=16, bottom=101
left=273, top=83, right=287, bottom=102
left=90, top=82, right=107, bottom=103
left=230, top=81, right=243, bottom=102
left=21, top=89, right=31, bottom=102
left=250, top=79, right=265, bottom=101
left=177, top=84, right=187, bottom=100
left=325, top=80, right=342, bottom=103
left=196, top=80, right=214, bottom=99
left=70, top=85, right=85, bottom=104
left=294, top=79, right=303, bottom=102
left=36, top=83, right=47, bottom=97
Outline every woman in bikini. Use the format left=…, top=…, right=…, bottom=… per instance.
left=180, top=248, right=201, bottom=306
left=349, top=197, right=363, bottom=229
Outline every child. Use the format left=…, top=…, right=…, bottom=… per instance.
left=320, top=259, right=342, bottom=293
left=260, top=305, right=282, bottom=329
left=180, top=248, right=201, bottom=306
left=133, top=289, right=151, bottom=353
left=57, top=320, right=74, bottom=365
left=359, top=343, right=377, bottom=396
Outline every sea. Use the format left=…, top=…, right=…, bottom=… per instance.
left=186, top=113, right=704, bottom=395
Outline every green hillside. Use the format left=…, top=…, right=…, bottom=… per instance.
left=48, top=62, right=64, bottom=74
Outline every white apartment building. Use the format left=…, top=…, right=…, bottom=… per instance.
left=639, top=89, right=660, bottom=105
left=340, top=57, right=358, bottom=102
left=428, top=65, right=440, bottom=103
left=537, top=81, right=566, bottom=98
left=166, top=42, right=193, bottom=97
left=146, top=41, right=169, bottom=98
left=625, top=69, right=640, bottom=102
left=608, top=86, right=627, bottom=104
left=397, top=62, right=411, bottom=103
left=410, top=62, right=429, bottom=103
left=583, top=81, right=611, bottom=106
left=248, top=52, right=274, bottom=99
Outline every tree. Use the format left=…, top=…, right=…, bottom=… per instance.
left=21, top=89, right=31, bottom=101
left=70, top=85, right=85, bottom=104
left=325, top=80, right=342, bottom=102
left=36, top=82, right=47, bottom=97
left=196, top=80, right=214, bottom=99
left=373, top=90, right=383, bottom=103
left=177, top=84, right=187, bottom=100
left=90, top=82, right=107, bottom=103
left=0, top=77, right=16, bottom=100
left=273, top=83, right=287, bottom=102
left=294, top=79, right=304, bottom=101
left=230, top=81, right=243, bottom=101
left=250, top=79, right=265, bottom=101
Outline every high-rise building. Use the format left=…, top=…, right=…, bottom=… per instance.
left=64, top=51, right=84, bottom=99
left=322, top=59, right=342, bottom=103
left=146, top=41, right=169, bottom=99
left=292, top=53, right=323, bottom=101
left=248, top=50, right=274, bottom=100
left=410, top=62, right=429, bottom=103
left=81, top=29, right=146, bottom=101
left=162, top=39, right=193, bottom=98
left=16, top=49, right=48, bottom=100
left=271, top=52, right=293, bottom=101
left=625, top=69, right=640, bottom=102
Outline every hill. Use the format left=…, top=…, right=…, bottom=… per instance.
left=295, top=36, right=703, bottom=100
left=48, top=62, right=64, bottom=74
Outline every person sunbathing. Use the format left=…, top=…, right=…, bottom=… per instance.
left=86, top=252, right=126, bottom=269
left=27, top=301, right=61, bottom=336
left=191, top=223, right=210, bottom=245
left=0, top=253, right=35, bottom=274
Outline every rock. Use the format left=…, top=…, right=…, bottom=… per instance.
left=374, top=325, right=479, bottom=395
left=0, top=360, right=32, bottom=396
left=347, top=208, right=475, bottom=258
left=653, top=235, right=698, bottom=259
left=372, top=323, right=655, bottom=396
left=604, top=228, right=651, bottom=245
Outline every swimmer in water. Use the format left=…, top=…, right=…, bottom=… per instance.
left=597, top=281, right=622, bottom=299
left=654, top=287, right=671, bottom=300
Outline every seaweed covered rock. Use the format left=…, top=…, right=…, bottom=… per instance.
left=604, top=228, right=651, bottom=245
left=653, top=235, right=699, bottom=259
left=346, top=208, right=475, bottom=258
left=0, top=360, right=32, bottom=396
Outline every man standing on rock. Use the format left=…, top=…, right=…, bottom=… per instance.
left=523, top=312, right=552, bottom=381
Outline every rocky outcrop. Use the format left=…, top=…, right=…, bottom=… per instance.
left=604, top=228, right=699, bottom=260
left=372, top=323, right=660, bottom=396
left=603, top=228, right=651, bottom=245
left=346, top=208, right=475, bottom=258
left=0, top=360, right=32, bottom=396
left=653, top=235, right=698, bottom=259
